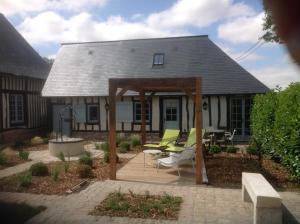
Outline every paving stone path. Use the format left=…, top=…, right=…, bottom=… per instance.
left=0, top=180, right=299, bottom=224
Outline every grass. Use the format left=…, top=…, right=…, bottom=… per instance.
left=0, top=202, right=46, bottom=224
left=90, top=189, right=182, bottom=220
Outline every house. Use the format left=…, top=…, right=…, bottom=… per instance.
left=0, top=14, right=50, bottom=143
left=42, top=35, right=269, bottom=142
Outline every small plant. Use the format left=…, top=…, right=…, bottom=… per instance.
left=101, top=142, right=109, bottom=152
left=0, top=152, right=7, bottom=165
left=14, top=140, right=26, bottom=148
left=246, top=145, right=258, bottom=155
left=118, top=142, right=130, bottom=153
left=76, top=164, right=92, bottom=178
left=64, top=162, right=70, bottom=173
left=95, top=143, right=100, bottom=150
left=79, top=155, right=93, bottom=167
left=208, top=145, right=222, bottom=154
left=18, top=151, right=30, bottom=160
left=52, top=166, right=60, bottom=181
left=226, top=146, right=238, bottom=153
left=42, top=137, right=49, bottom=144
left=18, top=173, right=32, bottom=188
left=30, top=162, right=49, bottom=176
left=84, top=151, right=92, bottom=157
left=30, top=136, right=44, bottom=146
left=116, top=133, right=126, bottom=146
left=104, top=151, right=110, bottom=163
left=58, top=152, right=65, bottom=162
left=131, top=134, right=141, bottom=147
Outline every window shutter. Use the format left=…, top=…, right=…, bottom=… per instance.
left=116, top=102, right=133, bottom=122
left=73, top=104, right=86, bottom=123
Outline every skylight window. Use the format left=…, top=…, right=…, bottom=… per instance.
left=153, top=53, right=164, bottom=66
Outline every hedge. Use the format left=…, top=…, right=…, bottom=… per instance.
left=251, top=83, right=300, bottom=182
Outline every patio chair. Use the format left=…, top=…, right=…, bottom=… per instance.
left=157, top=147, right=195, bottom=176
left=225, top=129, right=236, bottom=145
left=165, top=128, right=196, bottom=152
left=143, top=129, right=180, bottom=149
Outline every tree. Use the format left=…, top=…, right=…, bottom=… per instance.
left=43, top=57, right=54, bottom=67
left=261, top=11, right=280, bottom=43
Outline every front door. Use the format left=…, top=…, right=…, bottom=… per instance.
left=230, top=97, right=253, bottom=141
left=163, top=99, right=180, bottom=130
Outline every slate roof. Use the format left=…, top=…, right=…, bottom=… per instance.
left=0, top=14, right=50, bottom=79
left=42, top=35, right=269, bottom=96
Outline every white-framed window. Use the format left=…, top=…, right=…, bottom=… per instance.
left=134, top=102, right=150, bottom=122
left=9, top=94, right=24, bottom=124
left=87, top=104, right=99, bottom=123
left=153, top=53, right=164, bottom=65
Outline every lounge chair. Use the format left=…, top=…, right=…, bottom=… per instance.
left=143, top=129, right=180, bottom=149
left=157, top=147, right=195, bottom=176
left=165, top=128, right=196, bottom=152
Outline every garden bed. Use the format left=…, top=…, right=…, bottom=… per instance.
left=0, top=149, right=31, bottom=170
left=17, top=144, right=48, bottom=152
left=0, top=158, right=129, bottom=195
left=205, top=152, right=299, bottom=190
left=90, top=190, right=182, bottom=220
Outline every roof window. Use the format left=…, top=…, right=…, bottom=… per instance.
left=153, top=53, right=164, bottom=66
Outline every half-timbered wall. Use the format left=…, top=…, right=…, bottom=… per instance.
left=0, top=73, right=49, bottom=131
left=51, top=95, right=230, bottom=135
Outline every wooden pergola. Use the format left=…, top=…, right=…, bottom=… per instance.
left=108, top=77, right=203, bottom=184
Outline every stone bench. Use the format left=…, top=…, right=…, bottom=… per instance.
left=242, top=172, right=282, bottom=224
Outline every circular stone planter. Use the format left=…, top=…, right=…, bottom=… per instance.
left=49, top=138, right=84, bottom=156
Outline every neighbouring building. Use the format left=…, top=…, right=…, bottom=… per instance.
left=0, top=14, right=50, bottom=143
left=42, top=35, right=269, bottom=142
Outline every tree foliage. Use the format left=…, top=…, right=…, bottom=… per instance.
left=251, top=83, right=300, bottom=181
left=261, top=12, right=280, bottom=43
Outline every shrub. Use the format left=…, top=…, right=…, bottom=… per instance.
left=30, top=136, right=44, bottom=146
left=30, top=162, right=49, bottom=176
left=76, top=164, right=92, bottom=178
left=18, top=173, right=32, bottom=188
left=119, top=142, right=130, bottom=153
left=208, top=145, right=222, bottom=154
left=246, top=145, right=258, bottom=155
left=104, top=151, right=110, bottom=163
left=95, top=143, right=100, bottom=150
left=79, top=155, right=93, bottom=167
left=52, top=166, right=60, bottom=181
left=18, top=151, right=30, bottom=160
left=226, top=146, right=238, bottom=153
left=116, top=133, right=126, bottom=146
left=0, top=152, right=7, bottom=165
left=101, top=142, right=109, bottom=152
left=42, top=137, right=49, bottom=144
left=14, top=140, right=26, bottom=148
left=131, top=134, right=141, bottom=147
left=58, top=152, right=65, bottom=162
left=84, top=151, right=92, bottom=157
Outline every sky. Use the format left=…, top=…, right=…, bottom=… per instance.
left=1, top=0, right=300, bottom=89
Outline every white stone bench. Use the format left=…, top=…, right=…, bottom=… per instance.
left=242, top=172, right=282, bottom=224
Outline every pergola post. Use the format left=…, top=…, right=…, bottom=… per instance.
left=109, top=80, right=117, bottom=180
left=195, top=78, right=203, bottom=184
left=140, top=91, right=146, bottom=145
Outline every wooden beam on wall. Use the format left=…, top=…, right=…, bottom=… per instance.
left=109, top=81, right=117, bottom=180
left=195, top=78, right=203, bottom=184
left=140, top=91, right=146, bottom=145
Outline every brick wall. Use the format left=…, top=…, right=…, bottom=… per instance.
left=1, top=127, right=48, bottom=144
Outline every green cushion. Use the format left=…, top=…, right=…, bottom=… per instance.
left=143, top=129, right=180, bottom=148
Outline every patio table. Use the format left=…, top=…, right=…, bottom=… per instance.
left=143, top=149, right=161, bottom=167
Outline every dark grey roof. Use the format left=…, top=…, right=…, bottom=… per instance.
left=0, top=14, right=50, bottom=79
left=42, top=35, right=269, bottom=96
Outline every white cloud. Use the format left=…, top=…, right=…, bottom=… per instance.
left=146, top=0, right=254, bottom=29
left=0, top=0, right=107, bottom=16
left=18, top=11, right=189, bottom=45
left=250, top=61, right=300, bottom=89
left=218, top=12, right=265, bottom=44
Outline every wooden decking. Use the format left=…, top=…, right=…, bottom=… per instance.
left=117, top=152, right=202, bottom=185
